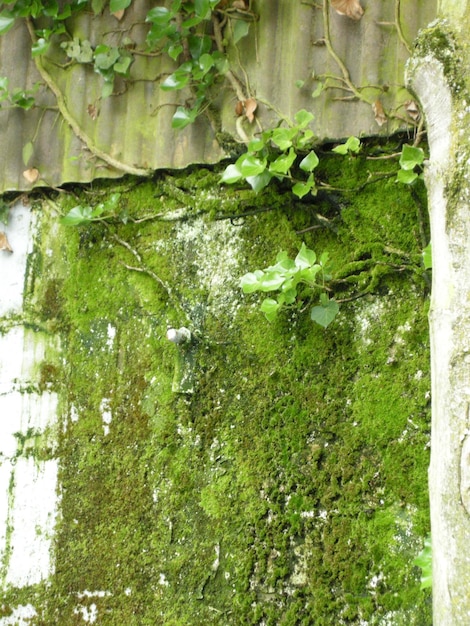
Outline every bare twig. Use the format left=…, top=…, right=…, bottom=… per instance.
left=111, top=234, right=191, bottom=323
left=322, top=0, right=366, bottom=103
left=395, top=0, right=412, bottom=54
left=212, top=12, right=247, bottom=102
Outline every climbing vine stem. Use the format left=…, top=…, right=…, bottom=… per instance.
left=25, top=18, right=152, bottom=177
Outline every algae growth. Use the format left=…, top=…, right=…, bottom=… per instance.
left=3, top=145, right=432, bottom=624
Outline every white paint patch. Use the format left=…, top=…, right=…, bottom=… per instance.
left=100, top=398, right=112, bottom=436
left=5, top=458, right=59, bottom=587
left=0, top=201, right=60, bottom=591
left=74, top=602, right=99, bottom=623
left=106, top=324, right=116, bottom=349
left=172, top=218, right=243, bottom=325
left=0, top=603, right=37, bottom=625
left=354, top=299, right=387, bottom=348
left=1, top=202, right=35, bottom=317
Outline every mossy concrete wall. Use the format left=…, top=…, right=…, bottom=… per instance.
left=1, top=149, right=431, bottom=624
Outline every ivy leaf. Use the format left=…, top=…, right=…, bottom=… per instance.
left=423, top=243, right=432, bottom=270
left=311, top=81, right=324, bottom=99
left=282, top=287, right=297, bottom=305
left=75, top=39, right=94, bottom=63
left=146, top=6, right=172, bottom=24
left=413, top=535, right=432, bottom=590
left=198, top=53, right=214, bottom=74
left=257, top=271, right=286, bottom=291
left=114, top=54, right=133, bottom=75
left=310, top=296, right=339, bottom=328
left=194, top=0, right=210, bottom=18
left=246, top=170, right=272, bottom=193
left=0, top=76, right=9, bottom=95
left=171, top=106, right=198, bottom=129
left=299, top=150, right=319, bottom=172
left=32, top=37, right=49, bottom=57
left=161, top=70, right=190, bottom=91
left=260, top=298, right=281, bottom=322
left=396, top=169, right=418, bottom=185
left=101, top=79, right=114, bottom=99
left=92, top=0, right=107, bottom=14
left=188, top=34, right=212, bottom=59
left=61, top=205, right=94, bottom=226
left=11, top=90, right=35, bottom=110
left=300, top=265, right=322, bottom=283
left=22, top=141, right=34, bottom=166
left=400, top=144, right=424, bottom=170
left=292, top=174, right=316, bottom=198
left=294, top=109, right=314, bottom=129
left=232, top=19, right=250, bottom=44
left=110, top=0, right=131, bottom=12
left=240, top=270, right=263, bottom=293
left=269, top=148, right=297, bottom=175
left=238, top=155, right=267, bottom=177
left=168, top=43, right=183, bottom=60
left=221, top=163, right=243, bottom=184
left=271, top=127, right=296, bottom=150
left=0, top=15, right=15, bottom=35
left=213, top=51, right=229, bottom=74
left=94, top=45, right=120, bottom=70
left=297, top=129, right=315, bottom=149
left=295, top=243, right=316, bottom=269
left=332, top=136, right=361, bottom=155
left=0, top=200, right=10, bottom=225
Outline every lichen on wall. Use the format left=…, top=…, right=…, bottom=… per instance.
left=1, top=146, right=432, bottom=624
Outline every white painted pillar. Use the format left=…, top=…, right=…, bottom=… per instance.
left=0, top=202, right=60, bottom=599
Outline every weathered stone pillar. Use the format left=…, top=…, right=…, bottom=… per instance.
left=407, top=9, right=470, bottom=623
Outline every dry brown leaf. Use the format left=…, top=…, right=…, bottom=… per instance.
left=372, top=100, right=387, bottom=127
left=235, top=100, right=244, bottom=117
left=23, top=168, right=39, bottom=183
left=113, top=9, right=125, bottom=20
left=331, top=0, right=364, bottom=20
left=0, top=231, right=13, bottom=253
left=404, top=100, right=420, bottom=122
left=87, top=103, right=99, bottom=120
left=232, top=0, right=249, bottom=9
left=244, top=97, right=257, bottom=123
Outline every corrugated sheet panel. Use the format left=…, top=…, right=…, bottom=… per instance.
left=0, top=0, right=437, bottom=192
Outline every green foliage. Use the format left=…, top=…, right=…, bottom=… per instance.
left=0, top=198, right=10, bottom=224
left=0, top=0, right=83, bottom=51
left=221, top=110, right=319, bottom=197
left=422, top=242, right=432, bottom=270
left=0, top=76, right=41, bottom=110
left=61, top=192, right=122, bottom=225
left=240, top=242, right=339, bottom=327
left=0, top=0, right=236, bottom=119
left=397, top=144, right=425, bottom=185
left=61, top=38, right=133, bottom=99
left=146, top=0, right=231, bottom=129
left=413, top=534, right=432, bottom=589
left=332, top=135, right=361, bottom=155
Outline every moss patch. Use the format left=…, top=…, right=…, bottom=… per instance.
left=6, top=146, right=432, bottom=624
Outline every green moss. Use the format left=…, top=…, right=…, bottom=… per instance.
left=12, top=151, right=433, bottom=624
left=414, top=20, right=466, bottom=97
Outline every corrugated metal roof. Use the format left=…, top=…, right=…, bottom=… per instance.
left=0, top=0, right=436, bottom=192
